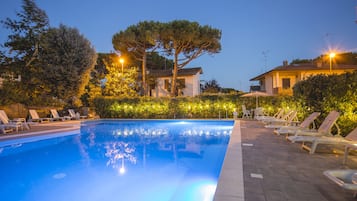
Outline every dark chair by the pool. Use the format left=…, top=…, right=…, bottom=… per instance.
left=68, top=109, right=87, bottom=120
left=50, top=109, right=71, bottom=121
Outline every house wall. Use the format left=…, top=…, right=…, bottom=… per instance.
left=183, top=73, right=200, bottom=96
left=151, top=72, right=201, bottom=97
left=152, top=78, right=170, bottom=97
left=259, top=69, right=355, bottom=96
left=264, top=75, right=273, bottom=94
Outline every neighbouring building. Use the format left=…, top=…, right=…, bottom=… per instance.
left=250, top=61, right=357, bottom=96
left=0, top=73, right=21, bottom=88
left=148, top=67, right=202, bottom=97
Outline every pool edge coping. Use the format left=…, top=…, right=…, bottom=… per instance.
left=213, top=120, right=245, bottom=201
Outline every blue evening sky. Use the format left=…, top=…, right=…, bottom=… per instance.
left=1, top=0, right=356, bottom=91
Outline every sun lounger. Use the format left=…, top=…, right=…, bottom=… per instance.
left=0, top=110, right=28, bottom=133
left=344, top=143, right=357, bottom=165
left=258, top=108, right=285, bottom=123
left=68, top=109, right=87, bottom=120
left=292, top=126, right=357, bottom=154
left=287, top=111, right=340, bottom=143
left=50, top=109, right=71, bottom=121
left=264, top=110, right=298, bottom=129
left=241, top=105, right=251, bottom=119
left=274, top=112, right=320, bottom=136
left=28, top=109, right=52, bottom=123
left=324, top=169, right=357, bottom=198
left=253, top=107, right=265, bottom=119
left=0, top=110, right=29, bottom=129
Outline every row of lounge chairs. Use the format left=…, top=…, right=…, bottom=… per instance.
left=28, top=109, right=87, bottom=123
left=257, top=109, right=357, bottom=197
left=0, top=109, right=87, bottom=134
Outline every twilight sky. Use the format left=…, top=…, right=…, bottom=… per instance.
left=1, top=0, right=356, bottom=91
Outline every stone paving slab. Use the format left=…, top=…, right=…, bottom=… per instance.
left=241, top=120, right=357, bottom=201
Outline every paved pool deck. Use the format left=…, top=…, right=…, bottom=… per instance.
left=0, top=120, right=81, bottom=141
left=1, top=119, right=357, bottom=201
left=232, top=119, right=357, bottom=201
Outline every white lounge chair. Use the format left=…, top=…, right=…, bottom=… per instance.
left=0, top=110, right=27, bottom=133
left=0, top=110, right=28, bottom=127
left=258, top=108, right=285, bottom=123
left=68, top=109, right=87, bottom=120
left=274, top=112, right=321, bottom=135
left=264, top=110, right=298, bottom=129
left=50, top=109, right=71, bottom=121
left=324, top=169, right=357, bottom=198
left=241, top=105, right=251, bottom=119
left=253, top=107, right=265, bottom=119
left=287, top=111, right=340, bottom=143
left=293, top=126, right=357, bottom=154
left=28, top=109, right=52, bottom=123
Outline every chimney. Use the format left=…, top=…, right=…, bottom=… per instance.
left=283, top=60, right=288, bottom=66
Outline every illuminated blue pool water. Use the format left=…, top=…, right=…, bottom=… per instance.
left=0, top=120, right=233, bottom=201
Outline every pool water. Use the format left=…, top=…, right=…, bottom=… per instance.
left=0, top=120, right=233, bottom=201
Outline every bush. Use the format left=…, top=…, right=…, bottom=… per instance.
left=93, top=95, right=305, bottom=120
left=293, top=71, right=357, bottom=135
left=93, top=72, right=357, bottom=135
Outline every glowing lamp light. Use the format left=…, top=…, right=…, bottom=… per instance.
left=184, top=179, right=217, bottom=201
left=119, top=166, right=125, bottom=174
left=329, top=52, right=336, bottom=58
left=329, top=52, right=336, bottom=73
left=119, top=158, right=125, bottom=175
left=200, top=184, right=217, bottom=201
left=119, top=58, right=124, bottom=73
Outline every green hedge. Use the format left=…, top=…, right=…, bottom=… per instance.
left=93, top=71, right=357, bottom=136
left=93, top=95, right=303, bottom=119
left=94, top=96, right=239, bottom=119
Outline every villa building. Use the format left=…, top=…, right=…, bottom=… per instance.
left=0, top=73, right=21, bottom=88
left=148, top=67, right=202, bottom=97
left=250, top=61, right=357, bottom=96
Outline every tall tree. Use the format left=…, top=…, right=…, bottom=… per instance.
left=39, top=24, right=97, bottom=106
left=146, top=52, right=174, bottom=70
left=103, top=62, right=139, bottom=97
left=112, top=21, right=160, bottom=96
left=160, top=20, right=221, bottom=96
left=0, top=0, right=49, bottom=103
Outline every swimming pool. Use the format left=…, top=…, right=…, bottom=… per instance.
left=0, top=120, right=233, bottom=201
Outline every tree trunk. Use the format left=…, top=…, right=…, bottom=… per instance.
left=170, top=53, right=178, bottom=97
left=142, top=52, right=147, bottom=96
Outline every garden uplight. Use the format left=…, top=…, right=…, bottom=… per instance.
left=119, top=58, right=124, bottom=72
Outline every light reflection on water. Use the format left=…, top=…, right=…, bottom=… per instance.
left=0, top=120, right=233, bottom=201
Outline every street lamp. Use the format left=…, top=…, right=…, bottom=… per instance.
left=329, top=52, right=336, bottom=73
left=119, top=58, right=124, bottom=73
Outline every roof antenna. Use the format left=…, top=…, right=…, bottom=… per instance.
left=262, top=50, right=269, bottom=72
